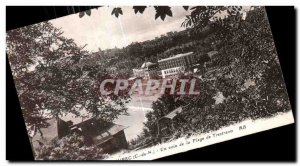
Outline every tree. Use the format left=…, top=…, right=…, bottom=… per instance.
left=182, top=6, right=291, bottom=119
left=36, top=133, right=107, bottom=160
left=135, top=7, right=291, bottom=147
left=6, top=22, right=131, bottom=137
left=143, top=94, right=183, bottom=137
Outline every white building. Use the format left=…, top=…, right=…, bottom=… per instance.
left=158, top=52, right=195, bottom=78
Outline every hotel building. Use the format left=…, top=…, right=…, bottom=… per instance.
left=158, top=52, right=196, bottom=78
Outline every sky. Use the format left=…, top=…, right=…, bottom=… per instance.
left=50, top=6, right=190, bottom=52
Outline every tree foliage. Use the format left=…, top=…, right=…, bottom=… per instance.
left=7, top=22, right=131, bottom=137
left=133, top=6, right=147, bottom=14
left=111, top=7, right=123, bottom=18
left=129, top=7, right=291, bottom=148
left=78, top=6, right=184, bottom=21
left=36, top=133, right=107, bottom=160
left=154, top=6, right=173, bottom=21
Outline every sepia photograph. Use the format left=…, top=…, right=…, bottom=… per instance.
left=6, top=6, right=294, bottom=160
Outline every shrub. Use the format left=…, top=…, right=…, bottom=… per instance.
left=36, top=133, right=108, bottom=160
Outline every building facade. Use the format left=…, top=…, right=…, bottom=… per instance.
left=158, top=52, right=196, bottom=78
left=132, top=51, right=218, bottom=79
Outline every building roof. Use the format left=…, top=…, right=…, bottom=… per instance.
left=141, top=62, right=155, bottom=69
left=92, top=124, right=127, bottom=145
left=207, top=51, right=219, bottom=58
left=159, top=106, right=183, bottom=120
left=66, top=116, right=128, bottom=146
left=128, top=77, right=137, bottom=81
left=158, top=52, right=193, bottom=63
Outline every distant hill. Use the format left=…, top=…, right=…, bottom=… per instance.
left=80, top=25, right=217, bottom=76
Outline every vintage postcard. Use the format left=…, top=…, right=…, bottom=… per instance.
left=6, top=6, right=294, bottom=160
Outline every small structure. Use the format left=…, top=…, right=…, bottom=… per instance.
left=141, top=62, right=155, bottom=69
left=156, top=107, right=183, bottom=137
left=194, top=50, right=219, bottom=75
left=206, top=50, right=219, bottom=59
left=132, top=61, right=159, bottom=79
left=141, top=62, right=159, bottom=79
left=132, top=68, right=146, bottom=78
left=69, top=117, right=128, bottom=153
left=32, top=116, right=128, bottom=154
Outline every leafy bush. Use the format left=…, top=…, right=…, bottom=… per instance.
left=36, top=133, right=108, bottom=160
left=132, top=7, right=291, bottom=150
